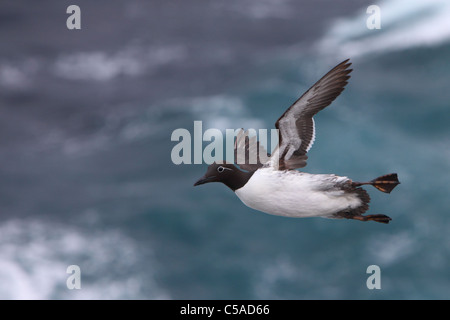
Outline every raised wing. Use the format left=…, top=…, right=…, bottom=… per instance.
left=234, top=129, right=270, bottom=172
left=274, top=59, right=352, bottom=170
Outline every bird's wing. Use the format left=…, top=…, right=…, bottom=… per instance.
left=273, top=59, right=352, bottom=170
left=234, top=129, right=270, bottom=172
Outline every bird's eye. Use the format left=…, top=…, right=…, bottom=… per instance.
left=217, top=166, right=225, bottom=173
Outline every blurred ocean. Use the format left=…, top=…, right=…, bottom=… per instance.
left=0, top=0, right=449, bottom=299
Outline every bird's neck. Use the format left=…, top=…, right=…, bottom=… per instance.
left=224, top=168, right=255, bottom=192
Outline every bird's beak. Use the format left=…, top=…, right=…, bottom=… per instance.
left=193, top=175, right=216, bottom=186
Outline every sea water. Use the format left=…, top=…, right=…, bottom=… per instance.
left=0, top=0, right=449, bottom=299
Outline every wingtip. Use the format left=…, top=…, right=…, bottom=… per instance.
left=333, top=59, right=353, bottom=76
left=340, top=59, right=352, bottom=70
left=342, top=58, right=352, bottom=64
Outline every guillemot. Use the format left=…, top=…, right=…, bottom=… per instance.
left=194, top=59, right=400, bottom=223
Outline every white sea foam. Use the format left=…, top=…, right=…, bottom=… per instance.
left=188, top=94, right=265, bottom=131
left=0, top=219, right=168, bottom=299
left=53, top=44, right=186, bottom=81
left=253, top=256, right=297, bottom=299
left=318, top=0, right=450, bottom=59
left=367, top=232, right=416, bottom=266
left=223, top=0, right=293, bottom=19
left=40, top=95, right=262, bottom=157
left=0, top=59, right=40, bottom=89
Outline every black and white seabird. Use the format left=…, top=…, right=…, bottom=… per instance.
left=194, top=59, right=400, bottom=223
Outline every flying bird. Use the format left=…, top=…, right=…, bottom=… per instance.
left=194, top=59, right=399, bottom=223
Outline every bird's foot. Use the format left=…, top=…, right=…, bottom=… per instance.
left=351, top=214, right=392, bottom=224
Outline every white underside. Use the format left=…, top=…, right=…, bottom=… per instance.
left=235, top=167, right=362, bottom=218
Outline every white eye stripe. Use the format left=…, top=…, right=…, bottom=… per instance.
left=217, top=166, right=232, bottom=173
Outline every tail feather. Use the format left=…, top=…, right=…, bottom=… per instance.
left=371, top=173, right=400, bottom=193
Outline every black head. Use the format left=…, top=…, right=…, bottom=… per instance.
left=193, top=162, right=254, bottom=191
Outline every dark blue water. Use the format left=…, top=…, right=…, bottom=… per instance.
left=0, top=0, right=449, bottom=299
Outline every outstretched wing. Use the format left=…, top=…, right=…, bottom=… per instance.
left=274, top=59, right=352, bottom=170
left=234, top=129, right=270, bottom=172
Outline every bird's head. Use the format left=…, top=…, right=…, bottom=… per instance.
left=194, top=162, right=252, bottom=191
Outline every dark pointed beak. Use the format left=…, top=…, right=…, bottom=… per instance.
left=193, top=175, right=216, bottom=186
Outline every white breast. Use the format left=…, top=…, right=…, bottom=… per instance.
left=234, top=167, right=362, bottom=218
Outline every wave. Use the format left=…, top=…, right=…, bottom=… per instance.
left=186, top=94, right=265, bottom=131
left=53, top=44, right=186, bottom=81
left=0, top=219, right=168, bottom=299
left=317, top=0, right=450, bottom=59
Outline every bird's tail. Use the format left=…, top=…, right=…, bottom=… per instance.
left=352, top=173, right=400, bottom=194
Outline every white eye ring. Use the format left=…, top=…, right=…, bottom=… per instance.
left=217, top=166, right=225, bottom=173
